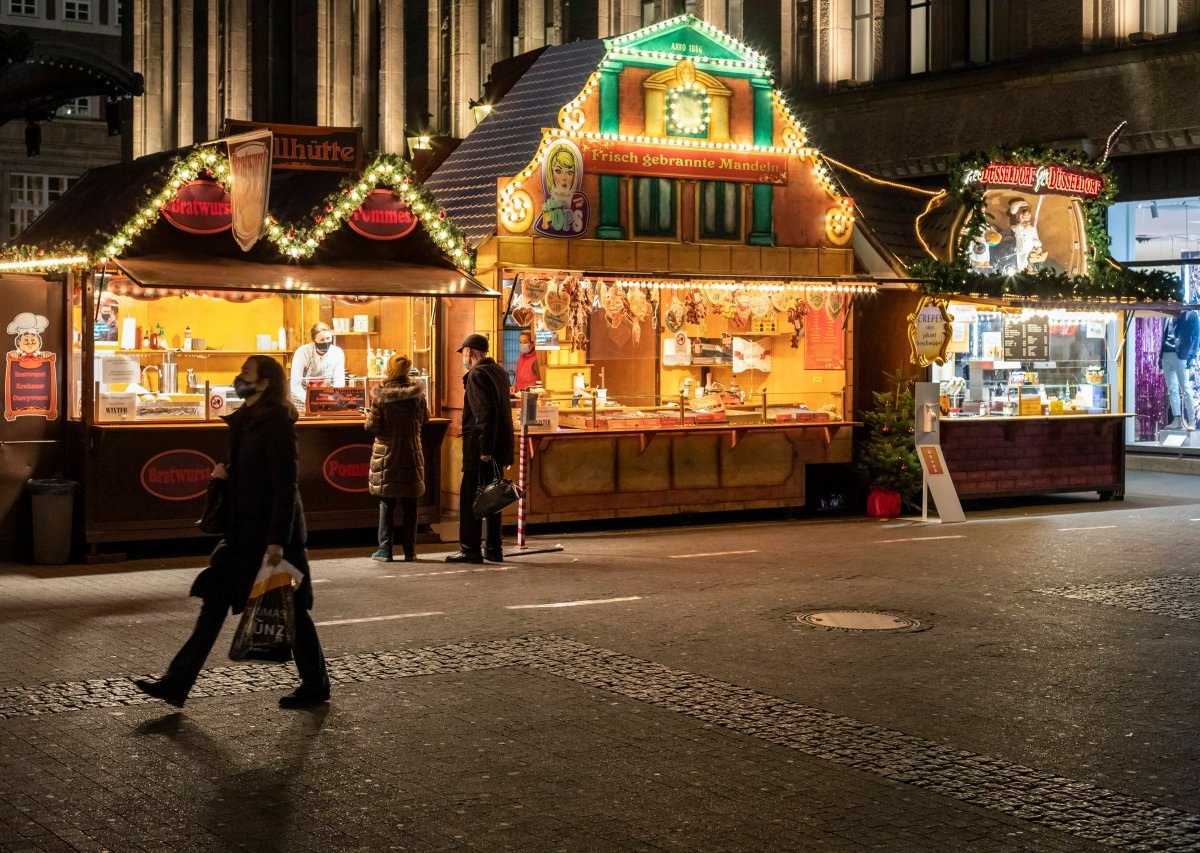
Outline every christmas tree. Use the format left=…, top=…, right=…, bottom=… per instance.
left=856, top=369, right=922, bottom=506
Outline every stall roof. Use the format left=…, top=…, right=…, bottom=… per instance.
left=424, top=39, right=607, bottom=248
left=115, top=255, right=497, bottom=298
left=827, top=161, right=962, bottom=271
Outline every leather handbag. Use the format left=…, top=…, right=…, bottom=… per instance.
left=195, top=477, right=228, bottom=535
left=472, top=461, right=522, bottom=519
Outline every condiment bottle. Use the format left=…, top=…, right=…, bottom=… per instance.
left=183, top=326, right=192, bottom=351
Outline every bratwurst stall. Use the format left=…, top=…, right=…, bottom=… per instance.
left=6, top=125, right=493, bottom=553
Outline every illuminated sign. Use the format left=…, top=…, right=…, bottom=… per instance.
left=161, top=181, right=233, bottom=235
left=223, top=120, right=363, bottom=172
left=964, top=163, right=1104, bottom=198
left=348, top=190, right=418, bottom=240
left=322, top=444, right=372, bottom=493
left=578, top=137, right=789, bottom=185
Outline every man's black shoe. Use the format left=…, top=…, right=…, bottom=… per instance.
left=133, top=677, right=187, bottom=708
left=445, top=551, right=484, bottom=564
left=484, top=549, right=505, bottom=563
left=278, top=686, right=330, bottom=709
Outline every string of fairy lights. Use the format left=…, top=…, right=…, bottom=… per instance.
left=0, top=148, right=476, bottom=274
left=500, top=15, right=854, bottom=238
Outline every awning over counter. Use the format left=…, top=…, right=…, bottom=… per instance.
left=115, top=255, right=498, bottom=298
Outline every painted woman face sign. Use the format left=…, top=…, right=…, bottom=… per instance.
left=535, top=139, right=589, bottom=238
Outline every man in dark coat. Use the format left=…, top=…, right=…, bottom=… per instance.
left=135, top=355, right=330, bottom=709
left=447, top=333, right=514, bottom=563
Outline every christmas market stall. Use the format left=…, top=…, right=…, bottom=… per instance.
left=0, top=124, right=493, bottom=557
left=426, top=15, right=881, bottom=524
left=839, top=145, right=1182, bottom=506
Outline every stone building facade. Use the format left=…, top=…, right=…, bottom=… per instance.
left=0, top=1, right=125, bottom=240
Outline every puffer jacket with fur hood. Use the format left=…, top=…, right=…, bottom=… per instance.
left=365, top=380, right=428, bottom=498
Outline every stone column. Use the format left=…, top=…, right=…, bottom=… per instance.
left=450, top=0, right=481, bottom=137
left=223, top=0, right=252, bottom=122
left=175, top=0, right=194, bottom=146
left=518, top=0, right=546, bottom=51
left=132, top=0, right=171, bottom=156
left=317, top=0, right=355, bottom=127
left=378, top=0, right=407, bottom=154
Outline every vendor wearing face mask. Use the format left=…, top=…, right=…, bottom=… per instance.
left=289, top=321, right=346, bottom=413
left=512, top=330, right=541, bottom=393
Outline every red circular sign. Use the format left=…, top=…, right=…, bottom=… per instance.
left=347, top=189, right=418, bottom=240
left=161, top=180, right=233, bottom=235
left=322, top=444, right=373, bottom=493
left=140, top=449, right=216, bottom=501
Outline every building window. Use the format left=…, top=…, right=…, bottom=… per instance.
left=633, top=178, right=676, bottom=237
left=909, top=0, right=930, bottom=74
left=700, top=182, right=740, bottom=240
left=62, top=0, right=91, bottom=21
left=8, top=174, right=73, bottom=239
left=852, top=0, right=873, bottom=83
left=968, top=0, right=990, bottom=62
left=726, top=0, right=744, bottom=39
left=57, top=97, right=94, bottom=118
left=1141, top=0, right=1177, bottom=34
left=8, top=0, right=37, bottom=15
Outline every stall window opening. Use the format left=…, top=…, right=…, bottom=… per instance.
left=633, top=178, right=676, bottom=238
left=699, top=181, right=740, bottom=241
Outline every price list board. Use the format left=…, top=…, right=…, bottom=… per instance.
left=1002, top=317, right=1049, bottom=361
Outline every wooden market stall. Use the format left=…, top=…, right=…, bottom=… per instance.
left=2, top=126, right=495, bottom=556
left=426, top=16, right=882, bottom=523
left=836, top=147, right=1182, bottom=505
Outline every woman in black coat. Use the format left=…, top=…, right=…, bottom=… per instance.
left=365, top=353, right=428, bottom=562
left=135, top=355, right=330, bottom=709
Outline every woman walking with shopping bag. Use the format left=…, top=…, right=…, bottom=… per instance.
left=366, top=353, right=428, bottom=562
left=135, top=355, right=331, bottom=709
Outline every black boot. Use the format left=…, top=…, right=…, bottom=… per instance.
left=133, top=677, right=188, bottom=708
left=445, top=550, right=483, bottom=564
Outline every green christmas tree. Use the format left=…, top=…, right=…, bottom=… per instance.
left=856, top=369, right=922, bottom=506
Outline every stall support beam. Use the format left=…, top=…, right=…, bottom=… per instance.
left=749, top=78, right=775, bottom=247
left=596, top=65, right=625, bottom=240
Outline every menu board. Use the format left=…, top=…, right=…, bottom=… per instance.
left=805, top=306, right=846, bottom=369
left=1002, top=317, right=1049, bottom=361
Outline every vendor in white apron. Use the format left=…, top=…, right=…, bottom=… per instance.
left=289, top=321, right=346, bottom=413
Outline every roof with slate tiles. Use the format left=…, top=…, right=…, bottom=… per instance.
left=829, top=162, right=963, bottom=270
left=424, top=39, right=608, bottom=248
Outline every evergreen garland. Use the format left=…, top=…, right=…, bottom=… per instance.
left=918, top=146, right=1182, bottom=303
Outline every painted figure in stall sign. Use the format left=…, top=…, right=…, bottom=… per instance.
left=1008, top=197, right=1046, bottom=273
left=534, top=139, right=589, bottom=238
left=4, top=311, right=58, bottom=421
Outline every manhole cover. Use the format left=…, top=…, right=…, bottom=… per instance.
left=797, top=610, right=921, bottom=631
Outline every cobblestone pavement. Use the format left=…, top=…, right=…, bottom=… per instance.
left=1, top=469, right=1200, bottom=851
left=1037, top=576, right=1200, bottom=620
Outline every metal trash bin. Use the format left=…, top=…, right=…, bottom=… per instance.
left=27, top=479, right=77, bottom=565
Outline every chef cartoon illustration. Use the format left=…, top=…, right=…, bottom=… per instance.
left=5, top=311, right=57, bottom=420
left=8, top=312, right=50, bottom=366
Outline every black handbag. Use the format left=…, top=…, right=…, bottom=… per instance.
left=195, top=477, right=228, bottom=535
left=472, top=460, right=522, bottom=519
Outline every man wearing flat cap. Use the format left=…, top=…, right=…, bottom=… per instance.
left=447, top=333, right=514, bottom=563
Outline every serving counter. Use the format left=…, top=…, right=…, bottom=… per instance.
left=68, top=417, right=449, bottom=546
left=938, top=413, right=1131, bottom=501
left=518, top=420, right=853, bottom=524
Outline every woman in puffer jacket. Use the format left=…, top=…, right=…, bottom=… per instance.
left=365, top=353, right=428, bottom=561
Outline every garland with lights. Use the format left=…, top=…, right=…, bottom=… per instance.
left=914, top=146, right=1181, bottom=303
left=665, top=82, right=712, bottom=136
left=0, top=146, right=476, bottom=274
left=910, top=257, right=1181, bottom=302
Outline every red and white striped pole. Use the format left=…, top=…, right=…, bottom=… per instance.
left=517, top=398, right=529, bottom=549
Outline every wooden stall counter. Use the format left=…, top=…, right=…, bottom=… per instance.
left=939, top=413, right=1132, bottom=501
left=70, top=418, right=449, bottom=547
left=519, top=421, right=855, bottom=524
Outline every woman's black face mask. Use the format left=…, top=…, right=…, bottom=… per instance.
left=233, top=376, right=258, bottom=399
